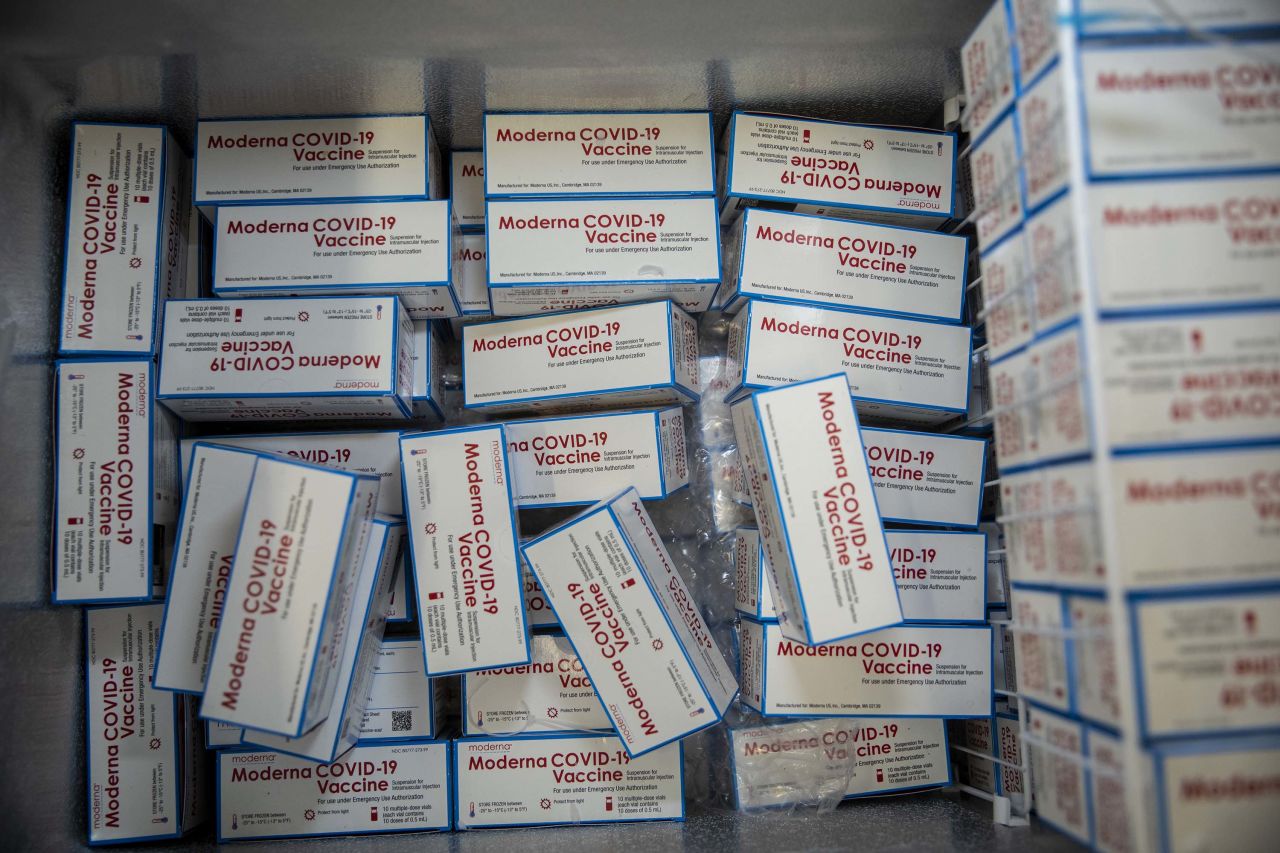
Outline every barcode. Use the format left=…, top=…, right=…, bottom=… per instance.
left=391, top=709, right=413, bottom=732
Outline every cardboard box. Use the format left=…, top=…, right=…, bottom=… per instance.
left=522, top=560, right=559, bottom=628
left=725, top=300, right=972, bottom=425
left=362, top=638, right=439, bottom=740
left=451, top=150, right=485, bottom=231
left=960, top=0, right=1016, bottom=142
left=504, top=407, right=688, bottom=508
left=730, top=375, right=902, bottom=644
left=158, top=296, right=415, bottom=421
left=1026, top=704, right=1091, bottom=845
left=1081, top=42, right=1280, bottom=179
left=400, top=424, right=529, bottom=674
left=1000, top=461, right=1105, bottom=589
left=1089, top=173, right=1280, bottom=314
left=888, top=530, right=987, bottom=623
left=1132, top=586, right=1280, bottom=739
left=185, top=203, right=211, bottom=298
left=522, top=488, right=737, bottom=756
left=59, top=123, right=191, bottom=356
left=386, top=555, right=415, bottom=624
left=729, top=717, right=950, bottom=809
left=211, top=200, right=461, bottom=318
left=206, top=720, right=243, bottom=750
left=955, top=717, right=996, bottom=794
left=216, top=739, right=451, bottom=840
left=86, top=604, right=207, bottom=844
left=732, top=527, right=775, bottom=620
left=483, top=111, right=715, bottom=198
left=195, top=115, right=440, bottom=211
left=1086, top=727, right=1132, bottom=853
left=1017, top=62, right=1068, bottom=213
left=719, top=208, right=968, bottom=322
left=242, top=515, right=403, bottom=762
left=155, top=443, right=261, bottom=693
left=990, top=324, right=1090, bottom=472
left=453, top=733, right=683, bottom=828
left=861, top=427, right=987, bottom=528
left=1076, top=0, right=1280, bottom=36
left=979, top=227, right=1033, bottom=361
left=1024, top=191, right=1080, bottom=332
left=721, top=112, right=956, bottom=229
left=738, top=617, right=993, bottom=718
left=969, top=111, right=1023, bottom=253
left=995, top=712, right=1027, bottom=810
left=1010, top=586, right=1071, bottom=712
left=982, top=521, right=1010, bottom=606
left=1009, top=0, right=1057, bottom=85
left=54, top=358, right=179, bottom=603
left=462, top=631, right=610, bottom=735
left=456, top=232, right=490, bottom=315
left=989, top=606, right=1018, bottom=693
left=200, top=456, right=381, bottom=736
left=463, top=301, right=700, bottom=413
left=1066, top=594, right=1122, bottom=728
left=180, top=429, right=405, bottom=516
left=411, top=320, right=447, bottom=422
left=485, top=196, right=721, bottom=314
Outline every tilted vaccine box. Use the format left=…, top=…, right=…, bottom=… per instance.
left=59, top=122, right=191, bottom=356
left=729, top=374, right=903, bottom=645
left=54, top=358, right=179, bottom=604
left=200, top=455, right=381, bottom=737
left=195, top=115, right=442, bottom=214
left=211, top=199, right=462, bottom=319
left=463, top=300, right=700, bottom=414
left=157, top=295, right=414, bottom=421
left=522, top=487, right=738, bottom=757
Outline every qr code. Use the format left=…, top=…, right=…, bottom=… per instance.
left=391, top=710, right=414, bottom=732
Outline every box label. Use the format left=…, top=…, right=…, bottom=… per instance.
left=889, top=531, right=986, bottom=622
left=1011, top=587, right=1071, bottom=711
left=979, top=229, right=1034, bottom=361
left=363, top=638, right=436, bottom=740
left=1027, top=706, right=1090, bottom=844
left=970, top=113, right=1023, bottom=252
left=961, top=0, right=1015, bottom=142
left=1157, top=739, right=1280, bottom=853
left=464, top=632, right=610, bottom=735
left=452, top=151, right=485, bottom=229
left=1010, top=0, right=1057, bottom=84
left=862, top=428, right=986, bottom=528
left=1018, top=62, right=1068, bottom=212
left=991, top=324, right=1091, bottom=471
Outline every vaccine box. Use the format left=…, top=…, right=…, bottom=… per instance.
left=522, top=488, right=737, bottom=757
left=721, top=112, right=956, bottom=229
left=1082, top=42, right=1280, bottom=179
left=983, top=521, right=1010, bottom=606
left=990, top=606, right=1018, bottom=694
left=453, top=733, right=684, bottom=829
left=505, top=407, right=688, bottom=508
left=200, top=456, right=381, bottom=737
left=995, top=712, right=1027, bottom=809
left=86, top=604, right=207, bottom=845
left=1110, top=444, right=1280, bottom=590
left=1077, top=0, right=1280, bottom=36
left=738, top=617, right=993, bottom=718
left=729, top=375, right=902, bottom=644
left=862, top=427, right=987, bottom=528
left=729, top=717, right=950, bottom=809
left=969, top=111, right=1023, bottom=252
left=462, top=631, right=611, bottom=736
left=242, top=515, right=402, bottom=762
left=1067, top=594, right=1121, bottom=728
left=195, top=115, right=440, bottom=212
left=990, top=324, right=1091, bottom=472
left=216, top=739, right=451, bottom=840
left=386, top=554, right=414, bottom=623
left=1026, top=704, right=1091, bottom=845
left=180, top=429, right=405, bottom=516
left=211, top=199, right=461, bottom=318
left=400, top=424, right=529, bottom=675
left=1010, top=0, right=1057, bottom=86
left=725, top=300, right=972, bottom=425
left=720, top=208, right=968, bottom=322
left=955, top=718, right=996, bottom=794
left=1088, top=173, right=1280, bottom=314
left=733, top=527, right=776, bottom=620
left=485, top=196, right=721, bottom=314
left=54, top=358, right=179, bottom=604
left=1001, top=461, right=1106, bottom=589
left=411, top=319, right=447, bottom=421
left=523, top=560, right=559, bottom=628
left=1086, top=730, right=1131, bottom=853
left=483, top=111, right=715, bottom=198
left=155, top=443, right=261, bottom=693
left=451, top=150, right=484, bottom=231
left=1010, top=586, right=1071, bottom=712
left=60, top=122, right=191, bottom=356
left=1017, top=62, right=1069, bottom=213
left=888, top=530, right=987, bottom=623
left=185, top=203, right=211, bottom=298
left=363, top=638, right=440, bottom=741
left=206, top=720, right=244, bottom=750
left=158, top=296, right=414, bottom=421
left=1132, top=586, right=1280, bottom=739
left=1101, top=309, right=1280, bottom=450
left=463, top=301, right=700, bottom=413
left=960, top=0, right=1015, bottom=142
left=979, top=228, right=1033, bottom=361
left=457, top=232, right=490, bottom=316
left=1151, top=734, right=1280, bottom=853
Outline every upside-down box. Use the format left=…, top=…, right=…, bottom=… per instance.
left=505, top=407, right=688, bottom=508
left=483, top=111, right=715, bottom=198
left=54, top=358, right=179, bottom=604
left=729, top=717, right=950, bottom=809
left=721, top=112, right=956, bottom=229
left=725, top=299, right=971, bottom=425
left=195, top=115, right=441, bottom=212
left=738, top=616, right=993, bottom=718
left=86, top=604, right=207, bottom=845
left=485, top=196, right=721, bottom=315
left=453, top=733, right=684, bottom=829
left=158, top=296, right=415, bottom=421
left=730, top=375, right=901, bottom=644
left=200, top=455, right=380, bottom=737
left=400, top=424, right=529, bottom=675
left=211, top=200, right=461, bottom=318
left=59, top=122, right=191, bottom=356
left=719, top=207, right=968, bottom=322
left=463, top=301, right=700, bottom=413
left=216, top=739, right=451, bottom=840
left=522, top=487, right=738, bottom=757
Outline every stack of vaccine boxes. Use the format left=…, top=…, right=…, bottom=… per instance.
left=960, top=3, right=1280, bottom=849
